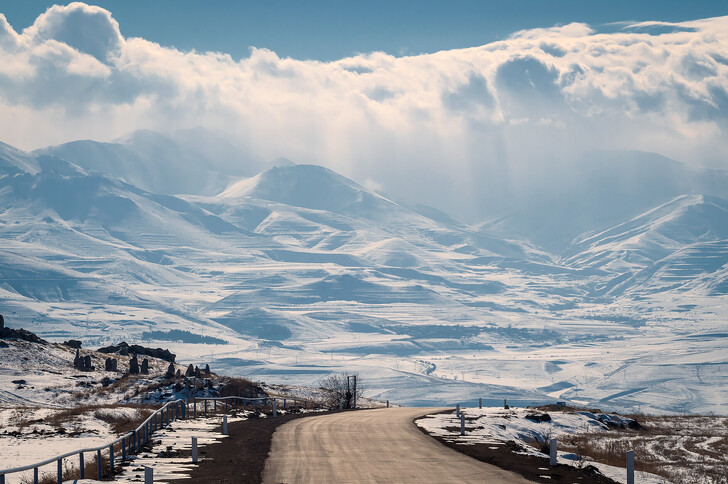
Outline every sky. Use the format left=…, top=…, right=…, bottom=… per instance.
left=0, top=2, right=727, bottom=219
left=3, top=1, right=728, bottom=61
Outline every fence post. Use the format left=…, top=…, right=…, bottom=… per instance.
left=109, top=443, right=115, bottom=472
left=144, top=466, right=153, bottom=484
left=626, top=450, right=634, bottom=484
left=225, top=400, right=228, bottom=413
left=479, top=398, right=482, bottom=409
left=223, top=415, right=228, bottom=435
left=387, top=400, right=389, bottom=408
left=97, top=449, right=102, bottom=478
left=339, top=400, right=343, bottom=410
left=205, top=399, right=208, bottom=415
left=34, top=466, right=39, bottom=484
left=57, top=458, right=62, bottom=484
left=166, top=406, right=170, bottom=426
left=460, top=413, right=465, bottom=435
left=79, top=451, right=85, bottom=478
left=214, top=399, right=217, bottom=412
left=550, top=439, right=557, bottom=466
left=456, top=404, right=460, bottom=417
left=273, top=398, right=277, bottom=418
left=194, top=397, right=197, bottom=418
left=283, top=398, right=287, bottom=410
left=191, top=436, right=198, bottom=463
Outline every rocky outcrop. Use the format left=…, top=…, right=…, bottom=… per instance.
left=62, top=340, right=82, bottom=349
left=0, top=316, right=47, bottom=344
left=140, top=358, right=149, bottom=375
left=97, top=342, right=175, bottom=362
left=129, top=355, right=140, bottom=375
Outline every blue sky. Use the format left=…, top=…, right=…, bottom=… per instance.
left=3, top=0, right=728, bottom=60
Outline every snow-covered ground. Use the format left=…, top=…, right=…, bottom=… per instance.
left=416, top=406, right=726, bottom=484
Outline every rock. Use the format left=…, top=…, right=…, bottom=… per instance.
left=627, top=419, right=642, bottom=431
left=166, top=361, right=176, bottom=378
left=105, top=358, right=118, bottom=371
left=525, top=413, right=552, bottom=423
left=140, top=358, right=149, bottom=375
left=83, top=355, right=94, bottom=371
left=97, top=342, right=175, bottom=362
left=194, top=366, right=201, bottom=378
left=0, top=341, right=8, bottom=348
left=11, top=379, right=27, bottom=385
left=129, top=355, right=140, bottom=375
left=185, top=364, right=194, bottom=377
left=74, top=349, right=80, bottom=368
left=0, top=314, right=4, bottom=330
left=0, top=326, right=47, bottom=344
left=176, top=369, right=181, bottom=378
left=204, top=364, right=210, bottom=376
left=62, top=340, right=82, bottom=349
left=111, top=358, right=117, bottom=371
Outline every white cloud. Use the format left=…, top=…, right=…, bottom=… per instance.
left=0, top=4, right=727, bottom=217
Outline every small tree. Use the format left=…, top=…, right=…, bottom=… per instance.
left=319, top=371, right=363, bottom=408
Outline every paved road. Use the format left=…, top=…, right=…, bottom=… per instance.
left=262, top=407, right=533, bottom=483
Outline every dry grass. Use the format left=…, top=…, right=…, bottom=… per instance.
left=558, top=414, right=728, bottom=483
left=19, top=452, right=114, bottom=483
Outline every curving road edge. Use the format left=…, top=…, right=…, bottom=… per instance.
left=262, top=407, right=533, bottom=483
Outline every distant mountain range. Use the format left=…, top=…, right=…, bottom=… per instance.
left=1, top=130, right=726, bottom=413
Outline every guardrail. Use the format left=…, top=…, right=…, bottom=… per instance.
left=0, top=395, right=324, bottom=483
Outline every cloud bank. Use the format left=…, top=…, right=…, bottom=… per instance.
left=1, top=3, right=727, bottom=217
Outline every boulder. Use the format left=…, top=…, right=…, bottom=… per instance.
left=166, top=361, right=176, bottom=378
left=204, top=364, right=211, bottom=376
left=0, top=341, right=8, bottom=348
left=83, top=355, right=94, bottom=371
left=525, top=413, right=552, bottom=423
left=62, top=340, right=82, bottom=349
left=185, top=364, right=194, bottom=377
left=194, top=366, right=201, bottom=378
left=74, top=348, right=80, bottom=367
left=105, top=358, right=113, bottom=371
left=129, top=355, right=140, bottom=375
left=140, top=358, right=149, bottom=375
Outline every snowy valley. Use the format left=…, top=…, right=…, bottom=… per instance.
left=1, top=130, right=727, bottom=415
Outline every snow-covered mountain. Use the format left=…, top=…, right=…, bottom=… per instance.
left=1, top=134, right=726, bottom=414
left=35, top=128, right=260, bottom=196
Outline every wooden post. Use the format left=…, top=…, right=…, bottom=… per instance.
left=109, top=443, right=115, bottom=472
left=144, top=466, right=153, bottom=484
left=479, top=398, right=482, bottom=409
left=284, top=398, right=287, bottom=410
left=456, top=404, right=460, bottom=417
left=166, top=406, right=170, bottom=426
left=225, top=400, right=228, bottom=412
left=214, top=399, right=217, bottom=412
left=57, top=458, right=62, bottom=484
left=626, top=450, right=635, bottom=484
left=34, top=466, right=39, bottom=484
left=550, top=439, right=557, bottom=466
left=460, top=414, right=465, bottom=435
left=205, top=399, right=208, bottom=415
left=194, top=397, right=197, bottom=418
left=223, top=415, right=228, bottom=435
left=191, top=436, right=198, bottom=463
left=80, top=451, right=86, bottom=477
left=273, top=398, right=277, bottom=418
left=387, top=400, right=389, bottom=408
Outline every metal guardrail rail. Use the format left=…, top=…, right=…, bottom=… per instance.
left=0, top=395, right=324, bottom=483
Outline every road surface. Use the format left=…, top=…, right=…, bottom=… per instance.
left=262, top=407, right=533, bottom=483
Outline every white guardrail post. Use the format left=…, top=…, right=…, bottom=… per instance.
left=550, top=439, right=557, bottom=466
left=626, top=450, right=635, bottom=484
